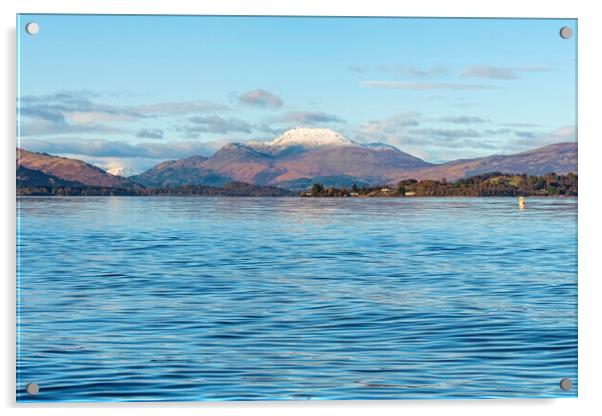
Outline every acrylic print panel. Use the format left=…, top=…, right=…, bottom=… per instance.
left=16, top=14, right=577, bottom=402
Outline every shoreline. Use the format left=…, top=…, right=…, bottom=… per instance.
left=16, top=172, right=578, bottom=198
left=16, top=194, right=578, bottom=199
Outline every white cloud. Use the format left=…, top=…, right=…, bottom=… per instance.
left=239, top=89, right=283, bottom=109
left=461, top=65, right=551, bottom=80
left=360, top=81, right=494, bottom=90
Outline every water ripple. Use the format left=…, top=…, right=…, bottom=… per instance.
left=16, top=197, right=577, bottom=401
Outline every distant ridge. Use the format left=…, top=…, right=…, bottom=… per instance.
left=133, top=128, right=433, bottom=188
left=17, top=128, right=577, bottom=190
left=129, top=155, right=231, bottom=188
left=401, top=142, right=577, bottom=182
left=17, top=148, right=137, bottom=188
left=132, top=128, right=576, bottom=189
left=17, top=165, right=84, bottom=188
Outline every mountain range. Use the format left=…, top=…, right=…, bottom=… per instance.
left=17, top=127, right=577, bottom=190
left=130, top=128, right=576, bottom=189
left=17, top=148, right=138, bottom=189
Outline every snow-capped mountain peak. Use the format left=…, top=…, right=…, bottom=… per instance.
left=266, top=127, right=355, bottom=148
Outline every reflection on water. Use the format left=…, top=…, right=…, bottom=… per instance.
left=17, top=197, right=577, bottom=402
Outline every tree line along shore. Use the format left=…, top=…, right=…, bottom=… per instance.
left=17, top=172, right=577, bottom=197
left=304, top=172, right=577, bottom=197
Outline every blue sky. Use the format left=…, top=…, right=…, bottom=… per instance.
left=17, top=14, right=577, bottom=174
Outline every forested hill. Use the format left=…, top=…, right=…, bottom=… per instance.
left=302, top=172, right=578, bottom=197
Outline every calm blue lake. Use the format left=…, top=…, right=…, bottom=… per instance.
left=16, top=197, right=577, bottom=402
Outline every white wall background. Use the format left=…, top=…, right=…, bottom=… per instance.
left=2, top=1, right=600, bottom=415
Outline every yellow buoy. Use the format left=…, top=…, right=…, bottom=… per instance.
left=518, top=196, right=525, bottom=209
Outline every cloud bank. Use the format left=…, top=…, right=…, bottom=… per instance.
left=360, top=81, right=495, bottom=91
left=239, top=89, right=283, bottom=109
